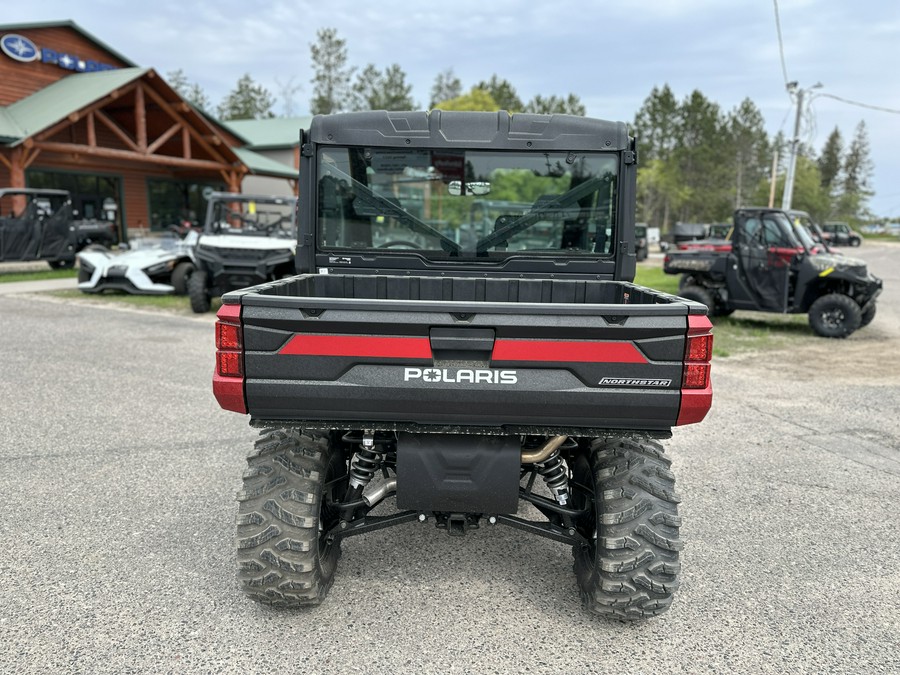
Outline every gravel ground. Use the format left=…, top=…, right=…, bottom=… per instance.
left=0, top=243, right=898, bottom=674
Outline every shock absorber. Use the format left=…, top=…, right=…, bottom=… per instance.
left=348, top=431, right=384, bottom=491
left=535, top=450, right=569, bottom=506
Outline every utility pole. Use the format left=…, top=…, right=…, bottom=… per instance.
left=781, top=81, right=822, bottom=211
left=768, top=149, right=779, bottom=208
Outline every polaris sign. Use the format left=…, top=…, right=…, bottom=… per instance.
left=0, top=33, right=118, bottom=72
left=404, top=368, right=518, bottom=385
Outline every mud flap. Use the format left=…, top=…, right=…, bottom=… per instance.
left=395, top=433, right=520, bottom=514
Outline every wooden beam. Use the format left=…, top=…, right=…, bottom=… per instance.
left=95, top=109, right=141, bottom=152
left=141, top=85, right=230, bottom=163
left=220, top=169, right=243, bottom=193
left=146, top=122, right=181, bottom=155
left=7, top=148, right=26, bottom=198
left=87, top=111, right=96, bottom=147
left=22, top=147, right=41, bottom=168
left=33, top=141, right=233, bottom=171
left=182, top=127, right=191, bottom=159
left=0, top=152, right=12, bottom=170
left=34, top=80, right=139, bottom=143
left=135, top=83, right=147, bottom=151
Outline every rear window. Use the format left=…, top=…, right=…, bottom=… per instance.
left=316, top=147, right=619, bottom=261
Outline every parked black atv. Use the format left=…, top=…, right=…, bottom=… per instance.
left=0, top=188, right=119, bottom=269
left=187, top=192, right=297, bottom=313
left=664, top=207, right=882, bottom=338
left=1, top=187, right=78, bottom=268
left=635, top=223, right=649, bottom=261
left=822, top=221, right=863, bottom=247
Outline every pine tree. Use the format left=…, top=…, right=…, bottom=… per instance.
left=217, top=74, right=276, bottom=120
left=310, top=28, right=354, bottom=114
left=524, top=94, right=585, bottom=116
left=727, top=98, right=770, bottom=209
left=837, top=121, right=874, bottom=220
left=818, top=127, right=843, bottom=192
left=633, top=85, right=679, bottom=162
left=351, top=64, right=416, bottom=111
left=429, top=69, right=462, bottom=108
left=166, top=69, right=211, bottom=111
left=476, top=75, right=523, bottom=112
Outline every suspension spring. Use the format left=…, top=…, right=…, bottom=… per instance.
left=348, top=432, right=384, bottom=490
left=535, top=450, right=570, bottom=506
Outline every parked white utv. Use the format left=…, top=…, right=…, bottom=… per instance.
left=187, top=192, right=297, bottom=313
left=77, top=232, right=197, bottom=295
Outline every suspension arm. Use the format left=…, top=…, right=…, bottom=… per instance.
left=493, top=514, right=589, bottom=547
left=518, top=489, right=589, bottom=520
left=327, top=510, right=420, bottom=543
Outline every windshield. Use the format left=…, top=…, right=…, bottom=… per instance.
left=744, top=211, right=806, bottom=249
left=786, top=212, right=817, bottom=251
left=208, top=197, right=297, bottom=237
left=316, top=147, right=619, bottom=259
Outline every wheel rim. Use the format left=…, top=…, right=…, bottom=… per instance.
left=821, top=307, right=845, bottom=329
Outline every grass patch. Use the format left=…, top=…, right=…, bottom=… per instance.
left=50, top=289, right=221, bottom=314
left=0, top=268, right=78, bottom=283
left=633, top=263, right=814, bottom=357
left=858, top=233, right=900, bottom=242
left=709, top=312, right=811, bottom=357
left=633, top=265, right=680, bottom=295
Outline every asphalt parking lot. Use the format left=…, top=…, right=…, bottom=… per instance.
left=1, top=243, right=898, bottom=674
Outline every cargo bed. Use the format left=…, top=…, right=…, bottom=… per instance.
left=218, top=274, right=710, bottom=435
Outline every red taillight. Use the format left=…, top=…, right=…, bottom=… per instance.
left=682, top=316, right=713, bottom=390
left=213, top=303, right=246, bottom=414
left=217, top=351, right=242, bottom=377
left=685, top=333, right=713, bottom=364
left=678, top=314, right=714, bottom=426
left=682, top=363, right=710, bottom=389
left=216, top=322, right=241, bottom=351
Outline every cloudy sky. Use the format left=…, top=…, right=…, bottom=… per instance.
left=5, top=0, right=900, bottom=217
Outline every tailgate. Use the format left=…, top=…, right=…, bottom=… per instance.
left=233, top=294, right=700, bottom=434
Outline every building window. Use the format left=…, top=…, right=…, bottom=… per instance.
left=26, top=169, right=122, bottom=224
left=147, top=180, right=222, bottom=231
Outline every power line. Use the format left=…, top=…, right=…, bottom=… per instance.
left=815, top=93, right=900, bottom=115
left=772, top=0, right=791, bottom=90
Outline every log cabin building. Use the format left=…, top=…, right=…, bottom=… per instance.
left=0, top=21, right=298, bottom=240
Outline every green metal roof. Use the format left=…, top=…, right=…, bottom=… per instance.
left=233, top=147, right=298, bottom=179
left=0, top=66, right=296, bottom=180
left=1, top=67, right=149, bottom=143
left=224, top=116, right=312, bottom=149
left=0, top=20, right=137, bottom=67
left=0, top=108, right=20, bottom=142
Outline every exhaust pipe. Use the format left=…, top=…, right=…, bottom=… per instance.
left=362, top=477, right=397, bottom=507
left=520, top=435, right=567, bottom=464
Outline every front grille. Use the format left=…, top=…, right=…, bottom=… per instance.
left=205, top=246, right=285, bottom=261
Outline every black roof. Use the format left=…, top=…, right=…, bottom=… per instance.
left=308, top=110, right=630, bottom=152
